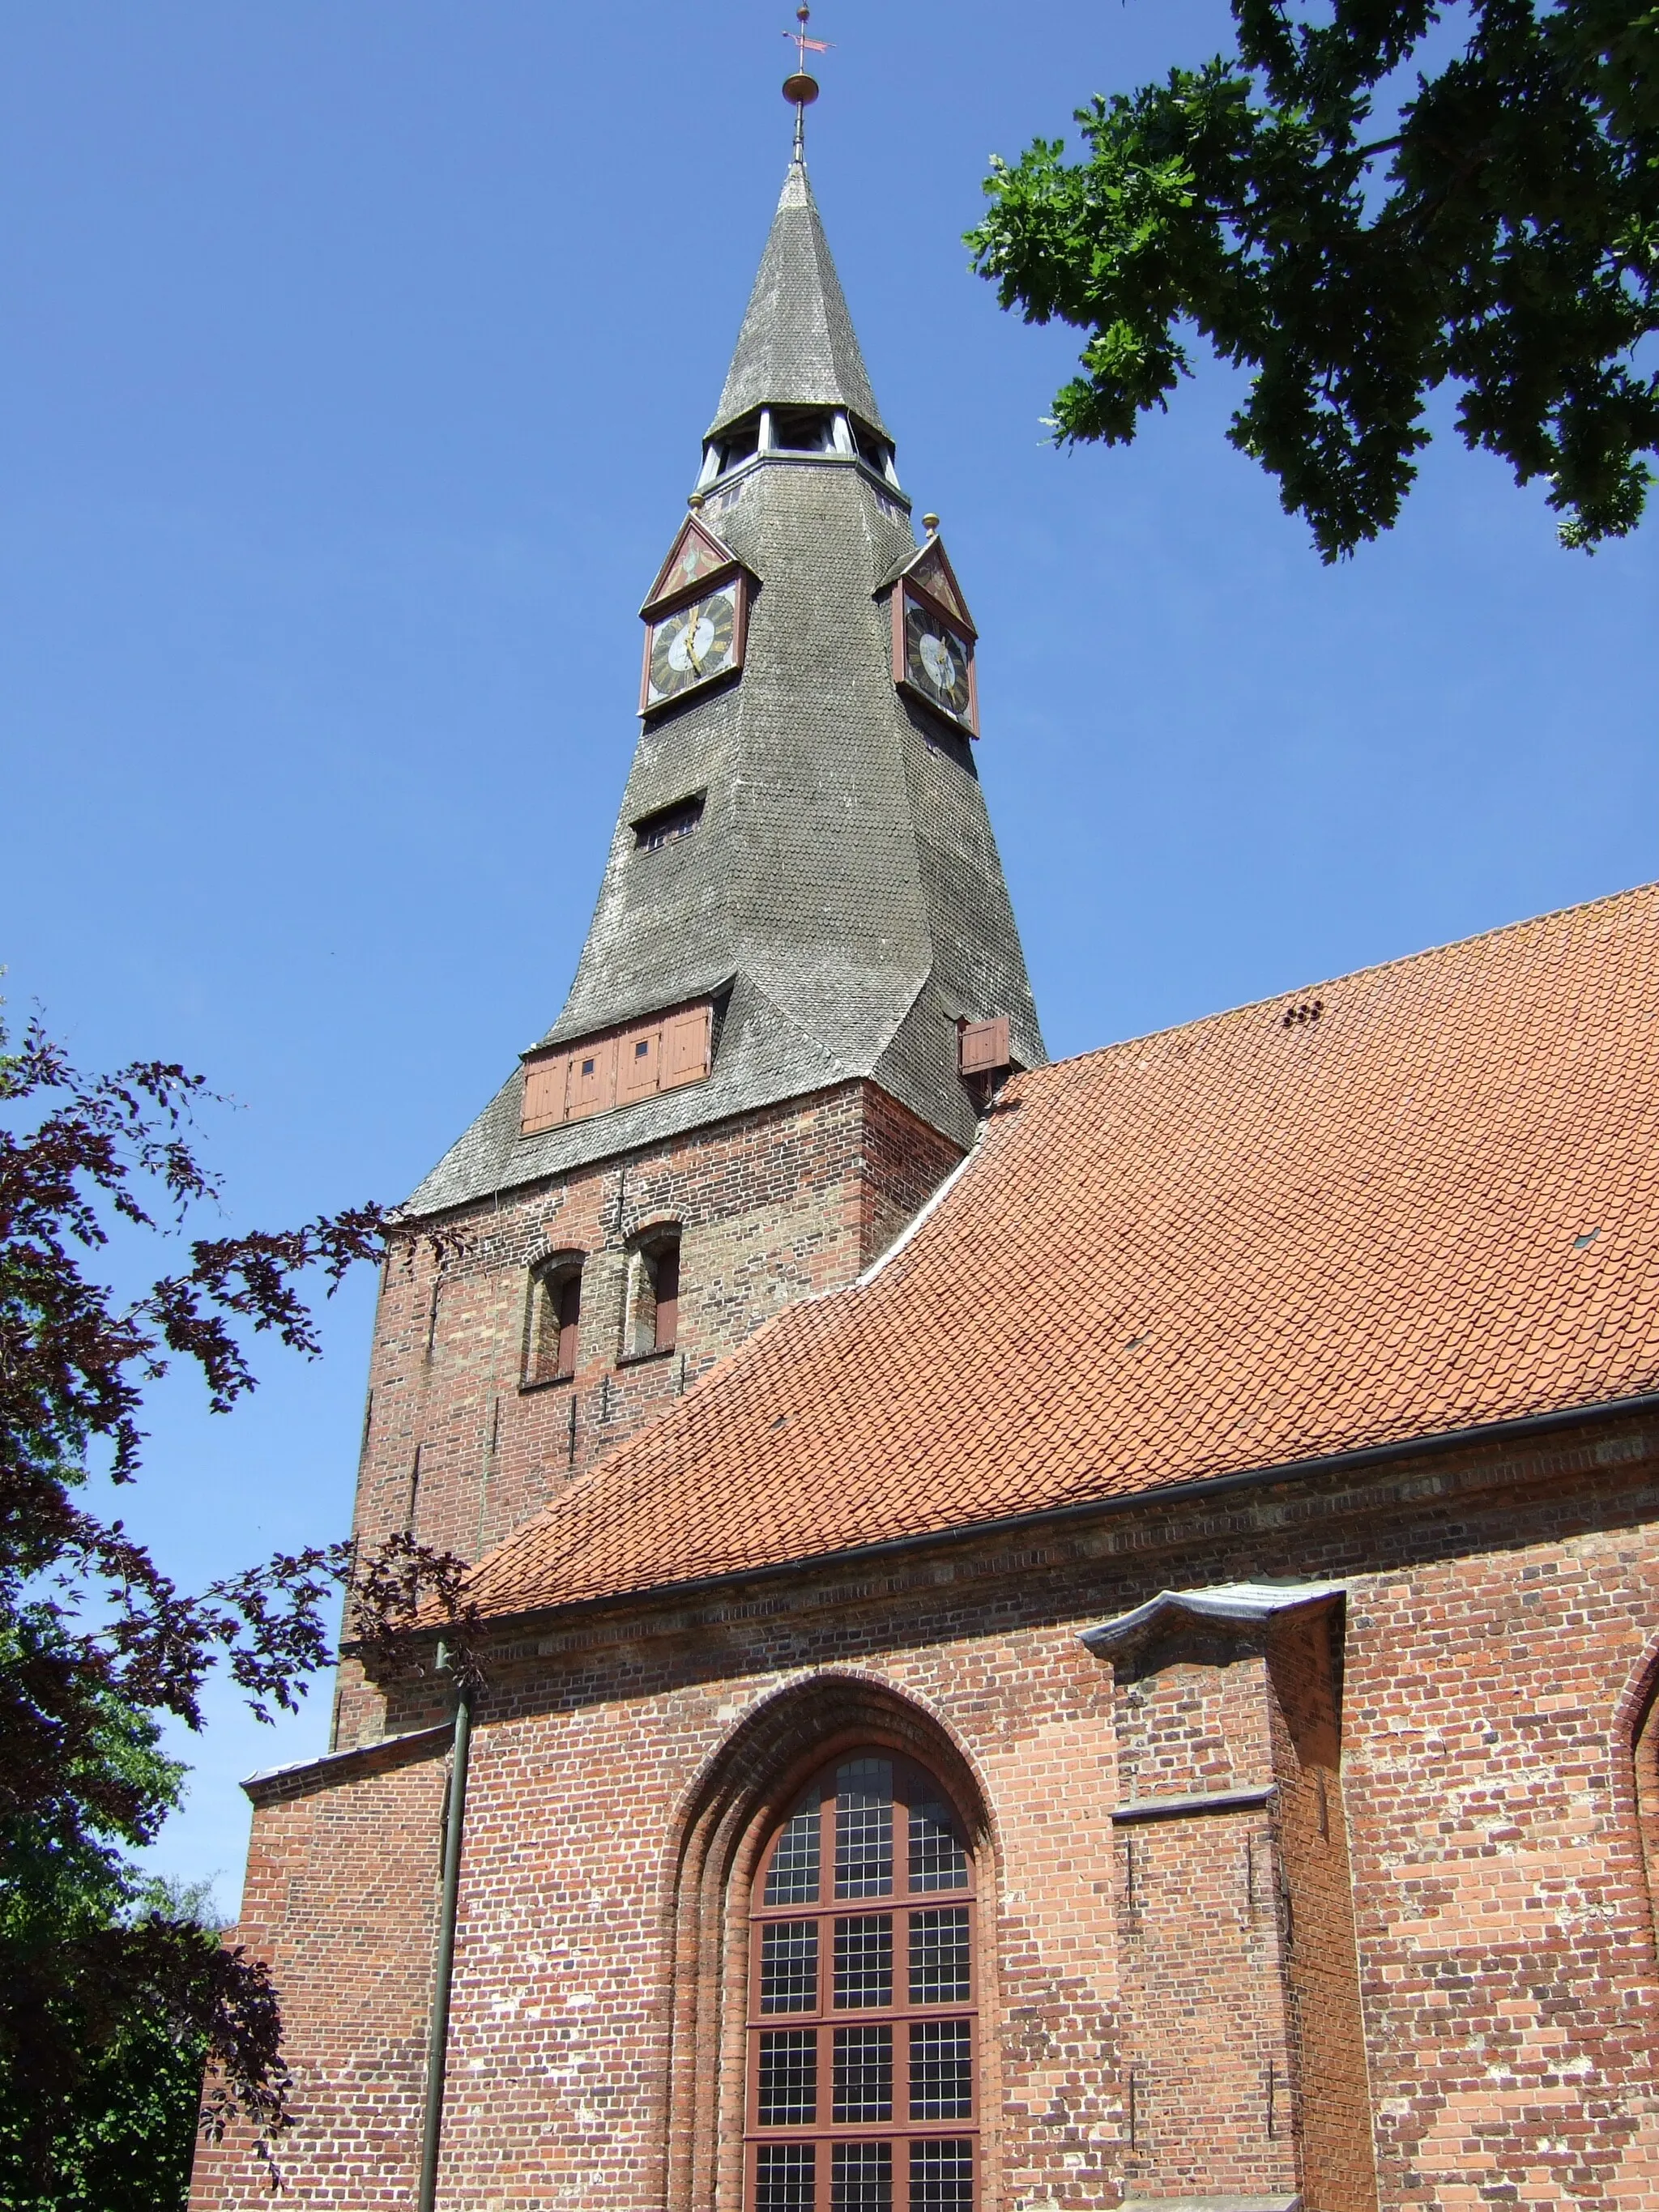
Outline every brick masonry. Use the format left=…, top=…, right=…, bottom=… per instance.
left=194, top=1413, right=1659, bottom=2211
left=331, top=1080, right=963, bottom=1751
left=189, top=1730, right=450, bottom=2211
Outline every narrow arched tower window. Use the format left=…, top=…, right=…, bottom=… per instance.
left=625, top=1230, right=681, bottom=1358
left=525, top=1255, right=583, bottom=1385
left=747, top=1752, right=977, bottom=2212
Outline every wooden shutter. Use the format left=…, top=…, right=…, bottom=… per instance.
left=525, top=1002, right=711, bottom=1135
left=620, top=1024, right=663, bottom=1104
left=521, top=1053, right=569, bottom=1135
left=653, top=1239, right=680, bottom=1353
left=555, top=1273, right=582, bottom=1379
left=566, top=1038, right=618, bottom=1121
left=661, top=1004, right=713, bottom=1090
left=958, top=1016, right=1010, bottom=1078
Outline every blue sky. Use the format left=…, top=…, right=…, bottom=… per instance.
left=2, top=1, right=1653, bottom=1914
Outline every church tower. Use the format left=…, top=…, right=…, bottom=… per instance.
left=335, top=144, right=1041, bottom=1747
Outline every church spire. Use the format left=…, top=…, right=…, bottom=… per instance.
left=403, top=126, right=1040, bottom=1220
left=706, top=154, right=886, bottom=441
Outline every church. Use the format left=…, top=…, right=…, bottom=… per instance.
left=192, top=104, right=1659, bottom=2212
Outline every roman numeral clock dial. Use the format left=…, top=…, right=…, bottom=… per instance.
left=891, top=572, right=979, bottom=737
left=905, top=599, right=972, bottom=718
left=647, top=584, right=740, bottom=704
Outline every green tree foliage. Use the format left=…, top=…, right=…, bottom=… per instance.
left=967, top=0, right=1659, bottom=557
left=0, top=1013, right=475, bottom=2193
left=0, top=1689, right=219, bottom=2212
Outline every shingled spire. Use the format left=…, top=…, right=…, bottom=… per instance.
left=406, top=156, right=1042, bottom=1215
left=709, top=153, right=886, bottom=438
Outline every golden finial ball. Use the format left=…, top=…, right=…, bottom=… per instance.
left=922, top=514, right=940, bottom=533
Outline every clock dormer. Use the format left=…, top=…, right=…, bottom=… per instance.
left=638, top=513, right=753, bottom=716
left=882, top=530, right=979, bottom=739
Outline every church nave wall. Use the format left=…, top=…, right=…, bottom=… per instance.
left=196, top=1413, right=1659, bottom=2211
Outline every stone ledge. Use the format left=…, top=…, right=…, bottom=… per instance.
left=1112, top=1784, right=1274, bottom=1825
left=242, top=1721, right=453, bottom=1806
left=1122, top=2197, right=1299, bottom=2212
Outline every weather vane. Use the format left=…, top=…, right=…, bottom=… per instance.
left=781, top=6, right=831, bottom=158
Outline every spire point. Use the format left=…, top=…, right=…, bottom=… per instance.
left=781, top=6, right=829, bottom=159
left=708, top=47, right=885, bottom=441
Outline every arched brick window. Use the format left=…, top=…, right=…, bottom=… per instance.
left=524, top=1251, right=583, bottom=1385
left=624, top=1227, right=680, bottom=1359
left=746, top=1751, right=978, bottom=2212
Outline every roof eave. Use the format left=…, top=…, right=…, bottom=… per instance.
left=463, top=1386, right=1659, bottom=1643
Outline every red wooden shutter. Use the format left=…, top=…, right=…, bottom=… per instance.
left=521, top=1053, right=569, bottom=1135
left=661, top=1005, right=713, bottom=1090
left=620, top=1022, right=663, bottom=1103
left=653, top=1239, right=680, bottom=1353
left=958, top=1016, right=1010, bottom=1078
left=567, top=1038, right=618, bottom=1121
left=555, top=1273, right=582, bottom=1379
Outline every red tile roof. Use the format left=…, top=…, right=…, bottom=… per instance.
left=467, top=884, right=1659, bottom=1623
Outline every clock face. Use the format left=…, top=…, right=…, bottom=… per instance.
left=645, top=581, right=741, bottom=707
left=902, top=590, right=975, bottom=727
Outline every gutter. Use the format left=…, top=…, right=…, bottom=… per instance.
left=416, top=1647, right=475, bottom=2212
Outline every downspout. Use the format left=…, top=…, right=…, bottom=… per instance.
left=416, top=1645, right=474, bottom=2212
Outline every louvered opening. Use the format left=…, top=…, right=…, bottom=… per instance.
left=714, top=414, right=762, bottom=475
left=771, top=406, right=836, bottom=454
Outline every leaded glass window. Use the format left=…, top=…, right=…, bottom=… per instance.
left=746, top=1751, right=977, bottom=2212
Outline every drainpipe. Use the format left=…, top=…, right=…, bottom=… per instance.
left=416, top=1646, right=475, bottom=2212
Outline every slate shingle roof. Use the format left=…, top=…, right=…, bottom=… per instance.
left=466, top=881, right=1659, bottom=1622
left=709, top=156, right=886, bottom=436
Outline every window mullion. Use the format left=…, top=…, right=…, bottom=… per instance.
left=748, top=1754, right=978, bottom=2212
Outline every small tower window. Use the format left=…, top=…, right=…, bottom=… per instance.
left=634, top=793, right=706, bottom=851
left=624, top=1229, right=681, bottom=1360
left=525, top=1254, right=584, bottom=1386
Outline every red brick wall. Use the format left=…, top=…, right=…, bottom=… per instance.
left=331, top=1082, right=962, bottom=1750
left=1341, top=1490, right=1659, bottom=2210
left=1271, top=1608, right=1380, bottom=2212
left=1111, top=1634, right=1301, bottom=2204
left=1104, top=1605, right=1375, bottom=2210
left=190, top=1732, right=450, bottom=2210
left=198, top=1417, right=1659, bottom=2212
left=1115, top=1801, right=1299, bottom=2200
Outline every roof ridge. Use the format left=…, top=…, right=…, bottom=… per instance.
left=1030, top=877, right=1659, bottom=1086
